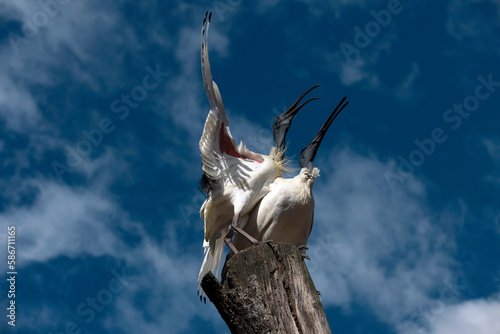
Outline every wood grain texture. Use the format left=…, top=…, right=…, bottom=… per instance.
left=201, top=243, right=332, bottom=334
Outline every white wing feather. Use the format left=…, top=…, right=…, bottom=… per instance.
left=199, top=13, right=234, bottom=182
left=197, top=13, right=274, bottom=299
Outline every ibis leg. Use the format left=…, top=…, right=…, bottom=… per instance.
left=234, top=213, right=261, bottom=242
left=224, top=227, right=239, bottom=254
left=226, top=213, right=267, bottom=250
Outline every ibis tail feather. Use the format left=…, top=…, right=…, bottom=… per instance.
left=197, top=227, right=228, bottom=301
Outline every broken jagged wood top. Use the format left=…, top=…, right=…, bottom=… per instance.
left=201, top=243, right=332, bottom=334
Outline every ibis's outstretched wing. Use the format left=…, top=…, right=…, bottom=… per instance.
left=197, top=13, right=266, bottom=292
left=199, top=12, right=264, bottom=185
left=201, top=12, right=227, bottom=123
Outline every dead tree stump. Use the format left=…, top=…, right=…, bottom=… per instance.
left=201, top=243, right=332, bottom=334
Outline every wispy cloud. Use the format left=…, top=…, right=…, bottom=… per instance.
left=482, top=137, right=500, bottom=233
left=429, top=295, right=500, bottom=334
left=0, top=158, right=226, bottom=333
left=307, top=145, right=459, bottom=329
left=446, top=0, right=500, bottom=54
left=0, top=3, right=229, bottom=332
left=483, top=137, right=500, bottom=162
left=324, top=20, right=423, bottom=103
left=0, top=1, right=498, bottom=333
left=484, top=137, right=500, bottom=183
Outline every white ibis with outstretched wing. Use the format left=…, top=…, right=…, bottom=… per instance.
left=197, top=12, right=319, bottom=301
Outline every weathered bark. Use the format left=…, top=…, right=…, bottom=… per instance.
left=201, top=243, right=332, bottom=334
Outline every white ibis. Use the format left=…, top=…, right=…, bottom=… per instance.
left=231, top=97, right=349, bottom=257
left=197, top=12, right=318, bottom=300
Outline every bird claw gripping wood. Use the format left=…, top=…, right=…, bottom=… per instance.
left=298, top=245, right=310, bottom=260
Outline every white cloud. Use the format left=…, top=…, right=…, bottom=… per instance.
left=430, top=296, right=500, bottom=334
left=483, top=137, right=500, bottom=161
left=0, top=1, right=137, bottom=135
left=256, top=0, right=281, bottom=13
left=446, top=0, right=500, bottom=54
left=2, top=2, right=495, bottom=333
left=0, top=178, right=124, bottom=263
left=483, top=137, right=500, bottom=188
left=0, top=139, right=462, bottom=334
left=0, top=165, right=227, bottom=333
left=329, top=28, right=413, bottom=100
left=306, top=146, right=459, bottom=329
left=296, top=0, right=390, bottom=17
left=484, top=139, right=500, bottom=184
left=483, top=137, right=500, bottom=233
left=0, top=0, right=168, bottom=185
left=395, top=62, right=421, bottom=102
left=0, top=73, right=41, bottom=132
left=340, top=58, right=373, bottom=86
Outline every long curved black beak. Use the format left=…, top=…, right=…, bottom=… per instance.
left=299, top=96, right=349, bottom=170
left=273, top=85, right=320, bottom=151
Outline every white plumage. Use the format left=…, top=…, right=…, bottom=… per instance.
left=232, top=167, right=319, bottom=252
left=197, top=12, right=319, bottom=300
left=232, top=97, right=349, bottom=258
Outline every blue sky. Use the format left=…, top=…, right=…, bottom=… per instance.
left=0, top=0, right=499, bottom=333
